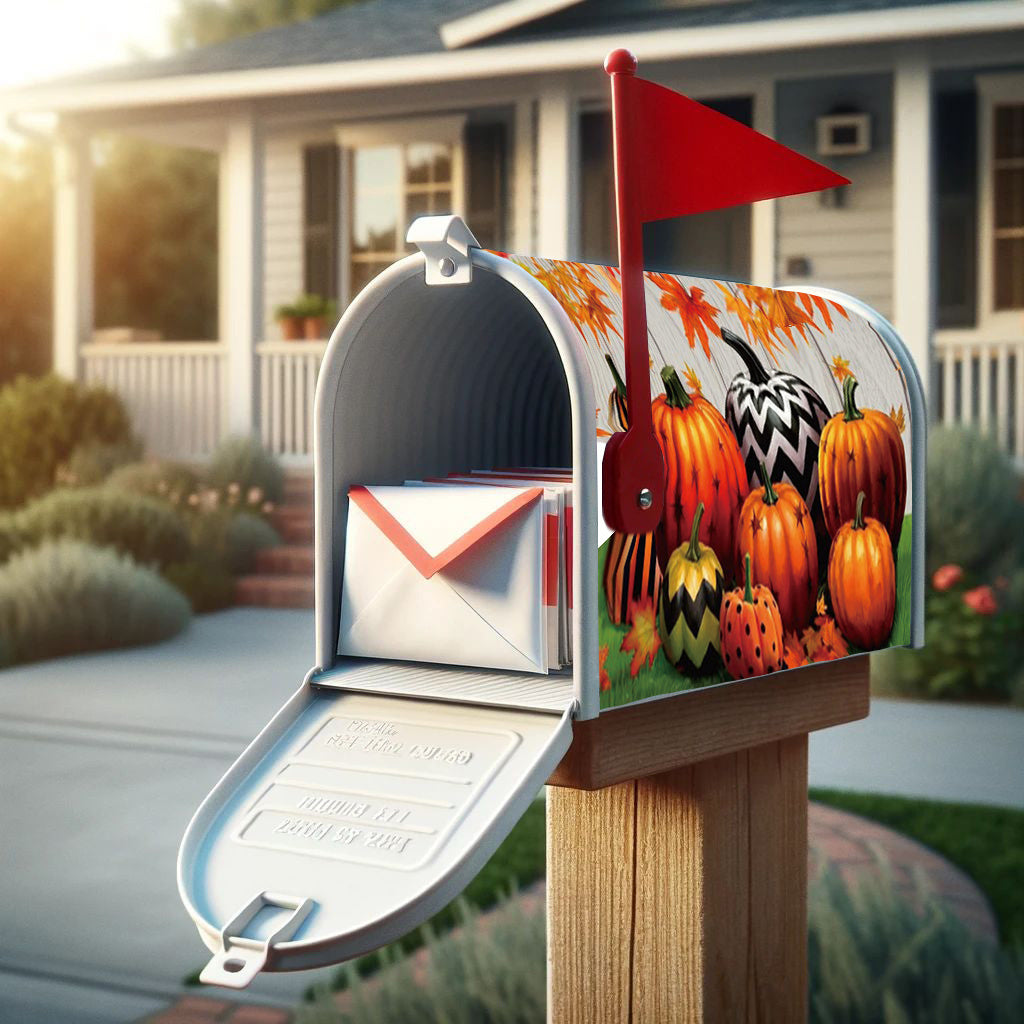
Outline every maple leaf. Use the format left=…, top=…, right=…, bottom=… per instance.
left=830, top=355, right=854, bottom=383
left=889, top=404, right=907, bottom=433
left=620, top=598, right=662, bottom=677
left=797, top=292, right=850, bottom=332
left=649, top=274, right=720, bottom=358
left=783, top=632, right=808, bottom=669
left=816, top=593, right=828, bottom=618
left=817, top=618, right=850, bottom=658
left=802, top=624, right=824, bottom=660
left=599, top=644, right=612, bottom=691
left=683, top=364, right=703, bottom=394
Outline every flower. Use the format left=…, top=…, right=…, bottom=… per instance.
left=262, top=501, right=275, bottom=515
left=963, top=585, right=998, bottom=616
left=187, top=493, right=200, bottom=507
left=227, top=482, right=241, bottom=496
left=248, top=486, right=264, bottom=505
left=932, top=564, right=964, bottom=592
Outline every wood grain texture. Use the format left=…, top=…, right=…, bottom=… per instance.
left=549, top=655, right=867, bottom=790
left=547, top=737, right=809, bottom=1024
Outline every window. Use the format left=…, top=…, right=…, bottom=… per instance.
left=992, top=102, right=1024, bottom=310
left=578, top=98, right=753, bottom=280
left=303, top=144, right=340, bottom=302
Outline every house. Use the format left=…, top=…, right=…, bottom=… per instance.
left=2, top=0, right=1022, bottom=463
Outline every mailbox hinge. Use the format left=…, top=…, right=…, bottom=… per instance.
left=406, top=214, right=480, bottom=286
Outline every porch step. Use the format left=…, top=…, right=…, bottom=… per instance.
left=282, top=471, right=314, bottom=504
left=271, top=507, right=313, bottom=544
left=234, top=574, right=314, bottom=609
left=252, top=544, right=315, bottom=575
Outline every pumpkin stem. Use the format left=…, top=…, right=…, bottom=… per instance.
left=605, top=355, right=627, bottom=398
left=757, top=462, right=779, bottom=506
left=685, top=502, right=706, bottom=562
left=743, top=552, right=754, bottom=605
left=661, top=365, right=693, bottom=410
left=720, top=327, right=771, bottom=385
left=842, top=376, right=865, bottom=422
left=853, top=490, right=866, bottom=530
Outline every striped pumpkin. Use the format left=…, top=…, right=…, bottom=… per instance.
left=652, top=365, right=749, bottom=578
left=603, top=531, right=662, bottom=625
left=819, top=377, right=907, bottom=547
left=606, top=354, right=629, bottom=431
left=658, top=503, right=724, bottom=675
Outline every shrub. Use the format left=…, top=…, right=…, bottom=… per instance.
left=58, top=438, right=143, bottom=487
left=0, top=540, right=190, bottom=664
left=224, top=511, right=279, bottom=573
left=205, top=435, right=284, bottom=504
left=10, top=487, right=191, bottom=568
left=0, top=373, right=135, bottom=508
left=926, top=426, right=1024, bottom=577
left=106, top=459, right=201, bottom=505
left=163, top=560, right=237, bottom=613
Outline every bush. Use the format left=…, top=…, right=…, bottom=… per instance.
left=0, top=540, right=190, bottom=665
left=205, top=435, right=284, bottom=504
left=926, top=427, right=1024, bottom=577
left=106, top=459, right=201, bottom=505
left=224, top=511, right=279, bottom=573
left=8, top=487, right=191, bottom=568
left=58, top=438, right=143, bottom=487
left=163, top=560, right=236, bottom=613
left=0, top=373, right=135, bottom=508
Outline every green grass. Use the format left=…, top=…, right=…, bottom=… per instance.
left=810, top=788, right=1024, bottom=948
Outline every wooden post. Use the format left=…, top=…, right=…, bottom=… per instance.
left=547, top=656, right=869, bottom=1023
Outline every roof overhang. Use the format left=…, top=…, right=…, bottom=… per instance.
left=441, top=0, right=585, bottom=50
left=3, top=0, right=1023, bottom=116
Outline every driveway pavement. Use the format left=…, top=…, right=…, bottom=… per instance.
left=1, top=611, right=1020, bottom=1023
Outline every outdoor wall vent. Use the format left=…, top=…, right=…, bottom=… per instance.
left=816, top=112, right=871, bottom=157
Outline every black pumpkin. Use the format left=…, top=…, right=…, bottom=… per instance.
left=720, top=326, right=831, bottom=542
left=605, top=354, right=629, bottom=431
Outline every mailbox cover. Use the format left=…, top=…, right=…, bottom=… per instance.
left=498, top=253, right=924, bottom=711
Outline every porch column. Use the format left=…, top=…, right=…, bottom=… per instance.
left=893, top=48, right=934, bottom=400
left=536, top=83, right=577, bottom=260
left=751, top=81, right=777, bottom=286
left=53, top=128, right=93, bottom=379
left=220, top=113, right=264, bottom=435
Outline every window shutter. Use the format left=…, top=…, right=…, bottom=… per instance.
left=465, top=122, right=508, bottom=250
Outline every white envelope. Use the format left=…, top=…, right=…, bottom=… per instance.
left=338, top=484, right=548, bottom=674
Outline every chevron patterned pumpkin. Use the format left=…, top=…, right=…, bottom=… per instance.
left=603, top=531, right=661, bottom=625
left=658, top=503, right=725, bottom=675
left=720, top=327, right=831, bottom=541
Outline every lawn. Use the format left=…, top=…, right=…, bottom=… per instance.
left=810, top=788, right=1024, bottom=947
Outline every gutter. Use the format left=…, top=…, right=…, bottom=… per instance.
left=1, top=0, right=1023, bottom=115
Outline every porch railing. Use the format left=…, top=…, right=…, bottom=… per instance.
left=81, top=342, right=227, bottom=459
left=934, top=334, right=1024, bottom=461
left=256, top=340, right=328, bottom=459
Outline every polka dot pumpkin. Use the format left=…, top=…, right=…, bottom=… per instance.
left=721, top=553, right=785, bottom=680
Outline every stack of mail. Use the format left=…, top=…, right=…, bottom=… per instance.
left=338, top=469, right=572, bottom=675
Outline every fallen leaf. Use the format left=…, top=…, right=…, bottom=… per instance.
left=889, top=404, right=906, bottom=433
left=783, top=632, right=807, bottom=669
left=830, top=355, right=854, bottom=383
left=599, top=644, right=612, bottom=691
left=683, top=364, right=703, bottom=395
left=620, top=598, right=662, bottom=677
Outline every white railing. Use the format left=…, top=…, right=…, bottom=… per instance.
left=81, top=342, right=227, bottom=459
left=934, top=334, right=1024, bottom=461
left=256, top=340, right=328, bottom=459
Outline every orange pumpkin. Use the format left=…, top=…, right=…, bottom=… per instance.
left=737, top=463, right=819, bottom=633
left=721, top=553, right=785, bottom=680
left=819, top=376, right=906, bottom=546
left=828, top=491, right=896, bottom=649
left=652, top=365, right=749, bottom=576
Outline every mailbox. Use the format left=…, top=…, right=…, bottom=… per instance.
left=178, top=214, right=925, bottom=987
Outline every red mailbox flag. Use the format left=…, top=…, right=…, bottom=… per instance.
left=601, top=49, right=849, bottom=536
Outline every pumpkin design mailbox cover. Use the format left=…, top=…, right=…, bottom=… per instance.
left=502, top=254, right=920, bottom=711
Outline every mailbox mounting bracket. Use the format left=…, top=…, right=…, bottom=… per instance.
left=406, top=215, right=480, bottom=286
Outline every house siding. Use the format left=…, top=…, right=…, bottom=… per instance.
left=774, top=73, right=894, bottom=319
left=262, top=132, right=306, bottom=333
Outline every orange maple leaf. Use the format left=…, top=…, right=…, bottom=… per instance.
left=599, top=644, right=612, bottom=691
left=817, top=618, right=850, bottom=659
left=783, top=632, right=808, bottom=669
left=683, top=364, right=703, bottom=395
left=620, top=598, right=662, bottom=677
left=830, top=355, right=854, bottom=383
left=796, top=292, right=850, bottom=332
left=649, top=274, right=720, bottom=358
left=889, top=404, right=906, bottom=433
left=816, top=593, right=828, bottom=618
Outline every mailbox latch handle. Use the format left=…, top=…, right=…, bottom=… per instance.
left=407, top=214, right=480, bottom=286
left=200, top=891, right=314, bottom=988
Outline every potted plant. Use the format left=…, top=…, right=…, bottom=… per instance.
left=274, top=303, right=302, bottom=341
left=292, top=293, right=326, bottom=340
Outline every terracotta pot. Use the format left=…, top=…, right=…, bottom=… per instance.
left=279, top=316, right=303, bottom=341
left=303, top=316, right=326, bottom=340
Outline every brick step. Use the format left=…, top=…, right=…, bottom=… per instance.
left=252, top=544, right=315, bottom=575
left=234, top=574, right=314, bottom=609
left=282, top=474, right=314, bottom=503
left=271, top=507, right=313, bottom=543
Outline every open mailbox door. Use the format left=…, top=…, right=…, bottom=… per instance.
left=179, top=672, right=572, bottom=986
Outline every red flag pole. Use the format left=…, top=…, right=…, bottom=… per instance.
left=601, top=48, right=666, bottom=535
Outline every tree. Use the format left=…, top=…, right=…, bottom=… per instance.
left=170, top=0, right=361, bottom=49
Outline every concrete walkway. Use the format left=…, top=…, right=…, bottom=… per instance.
left=0, top=610, right=1018, bottom=1023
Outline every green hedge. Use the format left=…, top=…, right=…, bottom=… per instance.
left=59, top=439, right=142, bottom=487
left=205, top=434, right=284, bottom=504
left=105, top=459, right=201, bottom=503
left=2, top=487, right=191, bottom=568
left=163, top=560, right=237, bottom=613
left=0, top=374, right=135, bottom=509
left=0, top=540, right=190, bottom=666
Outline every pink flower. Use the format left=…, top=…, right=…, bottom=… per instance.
left=932, top=565, right=963, bottom=592
left=962, top=585, right=998, bottom=616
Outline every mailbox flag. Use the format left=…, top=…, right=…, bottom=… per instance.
left=626, top=79, right=850, bottom=222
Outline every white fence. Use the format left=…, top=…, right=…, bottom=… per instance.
left=256, top=341, right=328, bottom=459
left=81, top=342, right=227, bottom=459
left=934, top=335, right=1024, bottom=461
